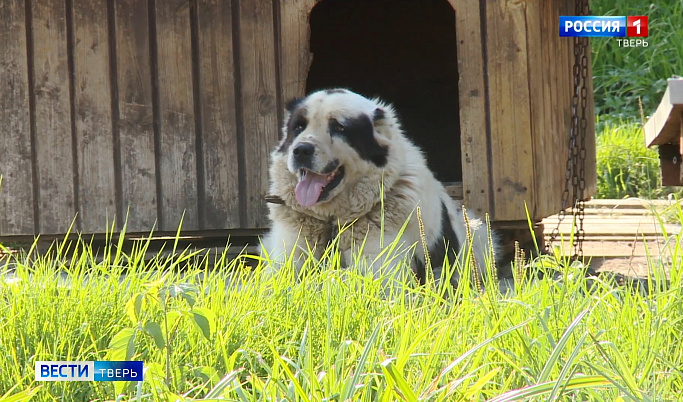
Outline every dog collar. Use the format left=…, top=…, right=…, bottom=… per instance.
left=264, top=194, right=285, bottom=204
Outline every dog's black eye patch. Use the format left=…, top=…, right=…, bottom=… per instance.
left=291, top=115, right=308, bottom=135
left=277, top=107, right=308, bottom=153
left=329, top=119, right=345, bottom=133
left=329, top=114, right=388, bottom=167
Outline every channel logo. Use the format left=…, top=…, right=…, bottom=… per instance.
left=35, top=361, right=143, bottom=381
left=560, top=16, right=648, bottom=37
left=627, top=16, right=648, bottom=37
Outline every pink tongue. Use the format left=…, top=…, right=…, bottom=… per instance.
left=295, top=172, right=328, bottom=207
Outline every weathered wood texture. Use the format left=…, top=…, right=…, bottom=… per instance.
left=279, top=0, right=317, bottom=102
left=528, top=0, right=571, bottom=220
left=0, top=0, right=35, bottom=235
left=72, top=0, right=117, bottom=231
left=0, top=0, right=597, bottom=236
left=30, top=0, right=77, bottom=233
left=115, top=0, right=158, bottom=232
left=1, top=0, right=279, bottom=236
left=154, top=0, right=199, bottom=231
left=196, top=0, right=241, bottom=229
left=452, top=0, right=491, bottom=217
left=474, top=0, right=596, bottom=221
left=237, top=0, right=279, bottom=228
left=485, top=0, right=535, bottom=221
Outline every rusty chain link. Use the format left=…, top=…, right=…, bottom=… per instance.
left=546, top=0, right=590, bottom=260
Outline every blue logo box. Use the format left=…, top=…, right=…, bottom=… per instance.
left=35, top=361, right=143, bottom=381
left=94, top=361, right=143, bottom=381
left=560, top=16, right=626, bottom=37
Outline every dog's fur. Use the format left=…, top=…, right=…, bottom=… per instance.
left=261, top=89, right=499, bottom=288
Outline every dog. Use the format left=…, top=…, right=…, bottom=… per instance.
left=261, top=88, right=499, bottom=290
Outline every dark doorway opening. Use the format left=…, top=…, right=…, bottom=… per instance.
left=306, top=0, right=462, bottom=182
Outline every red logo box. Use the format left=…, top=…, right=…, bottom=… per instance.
left=627, top=16, right=648, bottom=37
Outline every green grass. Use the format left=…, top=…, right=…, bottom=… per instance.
left=1, top=221, right=683, bottom=401
left=590, top=0, right=683, bottom=121
left=595, top=119, right=683, bottom=199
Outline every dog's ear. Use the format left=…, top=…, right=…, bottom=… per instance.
left=373, top=108, right=385, bottom=123
left=372, top=105, right=399, bottom=143
left=282, top=97, right=304, bottom=135
left=285, top=97, right=304, bottom=113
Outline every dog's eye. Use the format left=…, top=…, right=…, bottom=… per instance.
left=332, top=121, right=345, bottom=133
left=292, top=119, right=307, bottom=135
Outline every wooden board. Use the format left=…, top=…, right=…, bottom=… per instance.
left=525, top=0, right=547, bottom=220
left=552, top=241, right=676, bottom=258
left=452, top=0, right=492, bottom=217
left=279, top=0, right=317, bottom=102
left=486, top=0, right=535, bottom=221
left=644, top=79, right=683, bottom=147
left=114, top=0, right=158, bottom=232
left=528, top=0, right=565, bottom=220
left=72, top=0, right=117, bottom=231
left=583, top=37, right=598, bottom=197
left=195, top=0, right=241, bottom=229
left=0, top=0, right=35, bottom=235
left=543, top=199, right=682, bottom=257
left=154, top=0, right=198, bottom=231
left=238, top=0, right=279, bottom=228
left=30, top=0, right=77, bottom=234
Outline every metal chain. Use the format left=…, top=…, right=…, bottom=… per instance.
left=546, top=0, right=590, bottom=260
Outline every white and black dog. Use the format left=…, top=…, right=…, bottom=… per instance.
left=261, top=89, right=499, bottom=289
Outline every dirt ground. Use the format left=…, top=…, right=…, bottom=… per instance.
left=590, top=256, right=671, bottom=279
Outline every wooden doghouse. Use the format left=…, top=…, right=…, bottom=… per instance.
left=644, top=78, right=683, bottom=185
left=0, top=0, right=596, bottom=247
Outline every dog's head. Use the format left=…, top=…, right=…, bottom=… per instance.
left=271, top=89, right=402, bottom=211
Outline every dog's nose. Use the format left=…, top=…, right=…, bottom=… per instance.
left=292, top=142, right=315, bottom=161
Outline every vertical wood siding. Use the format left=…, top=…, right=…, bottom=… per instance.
left=0, top=0, right=279, bottom=235
left=452, top=0, right=492, bottom=218
left=0, top=1, right=35, bottom=235
left=114, top=0, right=158, bottom=232
left=0, top=0, right=597, bottom=236
left=475, top=0, right=597, bottom=221
left=30, top=0, right=78, bottom=233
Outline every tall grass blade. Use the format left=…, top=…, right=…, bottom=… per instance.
left=538, top=307, right=591, bottom=383
left=488, top=375, right=611, bottom=402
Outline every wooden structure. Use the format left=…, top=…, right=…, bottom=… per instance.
left=0, top=0, right=596, bottom=240
left=644, top=78, right=683, bottom=186
left=543, top=198, right=681, bottom=257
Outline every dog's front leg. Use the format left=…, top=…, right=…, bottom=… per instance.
left=261, top=209, right=330, bottom=278
left=339, top=218, right=416, bottom=294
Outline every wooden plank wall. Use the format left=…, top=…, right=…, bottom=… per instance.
left=0, top=1, right=35, bottom=235
left=0, top=0, right=279, bottom=236
left=484, top=0, right=536, bottom=222
left=1, top=0, right=598, bottom=235
left=480, top=0, right=597, bottom=222
left=452, top=0, right=491, bottom=218
left=279, top=0, right=317, bottom=103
